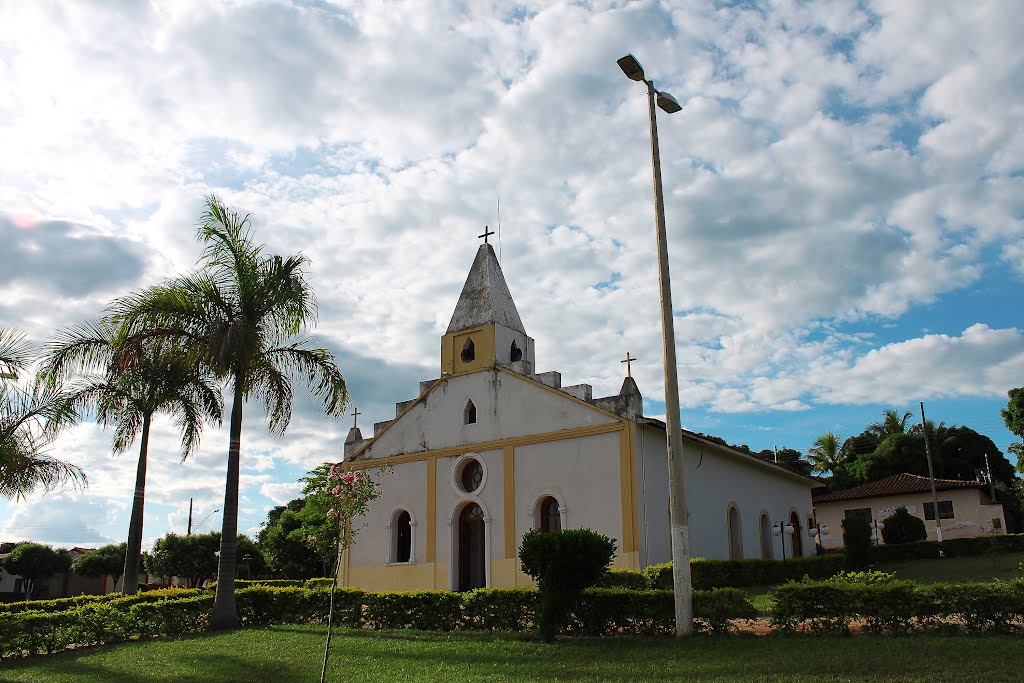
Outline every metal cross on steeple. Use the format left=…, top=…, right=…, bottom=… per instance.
left=478, top=225, right=495, bottom=244
left=351, top=407, right=361, bottom=429
left=621, top=352, right=637, bottom=377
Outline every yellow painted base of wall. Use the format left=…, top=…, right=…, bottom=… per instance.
left=347, top=562, right=438, bottom=591
left=348, top=552, right=642, bottom=592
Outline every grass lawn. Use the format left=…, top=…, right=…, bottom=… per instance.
left=876, top=552, right=1024, bottom=583
left=3, top=626, right=1023, bottom=683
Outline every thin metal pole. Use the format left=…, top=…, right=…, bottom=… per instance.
left=187, top=497, right=193, bottom=535
left=920, top=402, right=944, bottom=545
left=984, top=452, right=996, bottom=501
left=646, top=78, right=694, bottom=637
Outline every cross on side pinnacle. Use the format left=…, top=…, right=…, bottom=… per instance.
left=478, top=225, right=495, bottom=244
left=351, top=407, right=361, bottom=429
left=621, top=352, right=636, bottom=377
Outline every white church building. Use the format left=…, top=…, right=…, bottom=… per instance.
left=341, top=242, right=822, bottom=592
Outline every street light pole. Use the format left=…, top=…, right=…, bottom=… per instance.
left=618, top=53, right=693, bottom=637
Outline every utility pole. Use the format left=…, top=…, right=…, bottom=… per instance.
left=920, top=402, right=943, bottom=546
left=187, top=497, right=194, bottom=536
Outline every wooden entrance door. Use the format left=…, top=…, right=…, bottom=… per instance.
left=458, top=503, right=486, bottom=591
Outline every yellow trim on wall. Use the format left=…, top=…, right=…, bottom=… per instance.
left=503, top=445, right=516, bottom=559
left=628, top=422, right=639, bottom=555
left=442, top=324, right=497, bottom=375
left=347, top=421, right=625, bottom=470
left=426, top=458, right=437, bottom=564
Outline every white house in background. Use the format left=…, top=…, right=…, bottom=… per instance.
left=813, top=473, right=1007, bottom=548
left=341, top=242, right=823, bottom=592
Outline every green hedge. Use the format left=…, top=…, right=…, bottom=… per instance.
left=643, top=556, right=845, bottom=590
left=0, top=585, right=757, bottom=659
left=0, top=587, right=200, bottom=616
left=872, top=534, right=1024, bottom=562
left=772, top=577, right=1024, bottom=634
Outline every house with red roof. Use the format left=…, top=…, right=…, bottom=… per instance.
left=812, top=473, right=1007, bottom=549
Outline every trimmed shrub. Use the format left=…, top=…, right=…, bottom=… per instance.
left=363, top=591, right=462, bottom=631
left=463, top=588, right=538, bottom=631
left=594, top=569, right=650, bottom=590
left=880, top=507, right=927, bottom=545
left=519, top=528, right=617, bottom=642
left=842, top=516, right=873, bottom=570
left=643, top=555, right=845, bottom=590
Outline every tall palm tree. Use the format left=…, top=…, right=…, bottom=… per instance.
left=807, top=430, right=843, bottom=475
left=869, top=409, right=913, bottom=438
left=0, top=326, right=84, bottom=499
left=113, top=196, right=348, bottom=629
left=39, top=320, right=223, bottom=594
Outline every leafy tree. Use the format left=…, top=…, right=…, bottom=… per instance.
left=807, top=430, right=843, bottom=475
left=258, top=499, right=325, bottom=579
left=114, top=196, right=349, bottom=629
left=40, top=320, right=223, bottom=595
left=754, top=447, right=813, bottom=476
left=144, top=532, right=220, bottom=588
left=519, top=528, right=617, bottom=643
left=841, top=516, right=872, bottom=571
left=235, top=534, right=269, bottom=580
left=0, top=327, right=84, bottom=499
left=1002, top=388, right=1024, bottom=473
left=1, top=542, right=72, bottom=600
left=880, top=506, right=927, bottom=545
left=71, top=543, right=128, bottom=587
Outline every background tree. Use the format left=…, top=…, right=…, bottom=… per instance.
left=880, top=506, right=927, bottom=545
left=40, top=320, right=223, bottom=595
left=235, top=534, right=269, bottom=580
left=518, top=528, right=617, bottom=643
left=114, top=196, right=349, bottom=629
left=807, top=430, right=843, bottom=475
left=1002, top=388, right=1024, bottom=473
left=71, top=543, right=129, bottom=589
left=0, top=542, right=72, bottom=600
left=258, top=499, right=325, bottom=579
left=753, top=447, right=813, bottom=476
left=144, top=532, right=221, bottom=588
left=0, top=326, right=84, bottom=499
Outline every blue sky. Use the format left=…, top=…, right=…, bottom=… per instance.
left=0, top=0, right=1021, bottom=550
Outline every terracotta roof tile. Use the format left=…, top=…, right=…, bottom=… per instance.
left=812, top=472, right=981, bottom=503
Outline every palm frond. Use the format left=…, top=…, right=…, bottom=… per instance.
left=263, top=342, right=348, bottom=420
left=0, top=326, right=34, bottom=380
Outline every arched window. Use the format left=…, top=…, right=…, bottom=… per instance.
left=464, top=399, right=476, bottom=425
left=789, top=510, right=803, bottom=557
left=461, top=337, right=475, bottom=362
left=759, top=513, right=773, bottom=559
left=459, top=459, right=483, bottom=493
left=394, top=510, right=412, bottom=563
left=539, top=496, right=561, bottom=532
left=728, top=504, right=742, bottom=560
left=510, top=340, right=523, bottom=362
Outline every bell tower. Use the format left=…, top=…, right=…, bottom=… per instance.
left=441, top=242, right=535, bottom=375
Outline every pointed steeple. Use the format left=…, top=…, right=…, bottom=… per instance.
left=446, top=243, right=526, bottom=335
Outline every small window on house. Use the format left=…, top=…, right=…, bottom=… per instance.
left=461, top=338, right=475, bottom=362
left=844, top=508, right=872, bottom=523
left=394, top=510, right=412, bottom=563
left=464, top=400, right=477, bottom=425
left=459, top=458, right=483, bottom=493
left=992, top=518, right=1002, bottom=530
left=924, top=501, right=954, bottom=520
left=510, top=340, right=523, bottom=362
left=759, top=513, right=773, bottom=559
left=539, top=496, right=561, bottom=532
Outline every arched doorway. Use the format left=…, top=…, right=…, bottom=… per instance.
left=458, top=503, right=486, bottom=591
left=789, top=511, right=802, bottom=557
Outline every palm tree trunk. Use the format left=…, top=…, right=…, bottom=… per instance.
left=212, top=377, right=243, bottom=630
left=122, top=413, right=151, bottom=596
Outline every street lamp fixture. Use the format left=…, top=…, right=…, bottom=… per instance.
left=870, top=519, right=885, bottom=546
left=191, top=509, right=220, bottom=535
left=773, top=521, right=795, bottom=561
left=617, top=52, right=692, bottom=637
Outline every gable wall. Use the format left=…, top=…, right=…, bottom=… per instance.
left=358, top=369, right=618, bottom=460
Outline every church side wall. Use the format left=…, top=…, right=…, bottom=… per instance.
left=637, top=429, right=817, bottom=563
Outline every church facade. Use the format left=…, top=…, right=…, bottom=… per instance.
left=342, top=243, right=822, bottom=592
